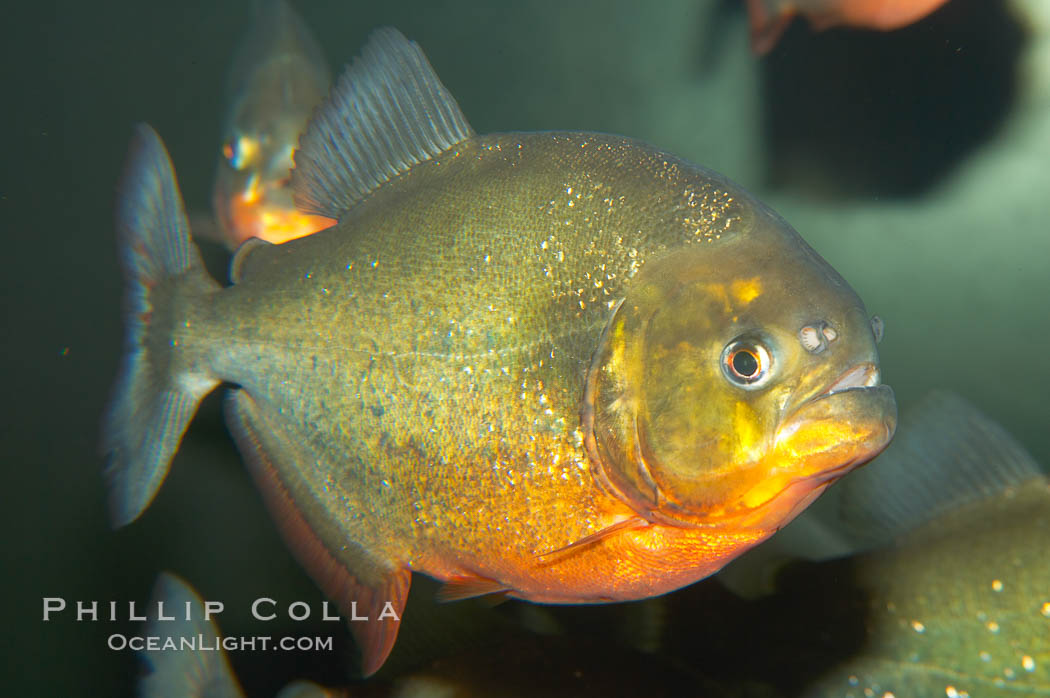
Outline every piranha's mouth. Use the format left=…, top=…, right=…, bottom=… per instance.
left=774, top=362, right=884, bottom=449
left=729, top=364, right=895, bottom=531
left=823, top=362, right=881, bottom=395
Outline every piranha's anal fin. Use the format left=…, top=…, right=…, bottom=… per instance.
left=225, top=391, right=410, bottom=676
left=139, top=572, right=245, bottom=698
left=290, top=27, right=474, bottom=222
left=436, top=574, right=511, bottom=603
left=102, top=124, right=221, bottom=527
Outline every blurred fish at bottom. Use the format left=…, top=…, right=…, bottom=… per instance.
left=211, top=0, right=334, bottom=247
left=745, top=0, right=953, bottom=54
left=138, top=573, right=249, bottom=698
left=720, top=391, right=1050, bottom=696
left=139, top=574, right=739, bottom=698
left=138, top=572, right=345, bottom=698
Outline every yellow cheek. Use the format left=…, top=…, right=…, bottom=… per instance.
left=694, top=277, right=762, bottom=317
left=740, top=471, right=792, bottom=510
left=732, top=400, right=762, bottom=459
left=731, top=277, right=762, bottom=305
left=697, top=282, right=732, bottom=314
left=778, top=419, right=857, bottom=461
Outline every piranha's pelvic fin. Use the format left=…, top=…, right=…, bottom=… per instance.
left=139, top=572, right=245, bottom=698
left=435, top=574, right=511, bottom=603
left=225, top=391, right=411, bottom=677
left=102, top=124, right=221, bottom=527
left=290, top=27, right=474, bottom=222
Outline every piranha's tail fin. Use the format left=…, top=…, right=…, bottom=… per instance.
left=139, top=572, right=245, bottom=698
left=102, top=124, right=221, bottom=527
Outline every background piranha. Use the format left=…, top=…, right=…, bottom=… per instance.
left=745, top=0, right=954, bottom=53
left=708, top=391, right=1050, bottom=696
left=211, top=0, right=334, bottom=247
left=103, top=27, right=894, bottom=674
left=798, top=392, right=1050, bottom=697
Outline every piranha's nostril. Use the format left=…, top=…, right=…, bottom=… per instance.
left=799, top=321, right=837, bottom=354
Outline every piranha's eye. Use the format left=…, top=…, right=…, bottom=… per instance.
left=720, top=337, right=773, bottom=389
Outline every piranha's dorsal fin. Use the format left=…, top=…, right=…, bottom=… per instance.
left=139, top=572, right=245, bottom=698
left=291, top=27, right=474, bottom=221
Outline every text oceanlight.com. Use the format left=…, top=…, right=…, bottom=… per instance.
left=107, top=633, right=334, bottom=652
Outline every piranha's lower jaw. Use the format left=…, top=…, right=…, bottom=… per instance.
left=730, top=383, right=898, bottom=532
left=773, top=383, right=897, bottom=466
left=606, top=383, right=896, bottom=534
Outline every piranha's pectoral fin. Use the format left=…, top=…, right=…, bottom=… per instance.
left=435, top=575, right=511, bottom=603
left=290, top=27, right=474, bottom=223
left=225, top=391, right=410, bottom=676
left=103, top=124, right=221, bottom=528
left=139, top=572, right=245, bottom=698
left=228, top=237, right=274, bottom=284
left=535, top=515, right=650, bottom=559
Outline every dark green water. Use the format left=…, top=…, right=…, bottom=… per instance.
left=5, top=0, right=1047, bottom=695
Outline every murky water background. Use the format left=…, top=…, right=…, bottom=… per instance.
left=5, top=0, right=1047, bottom=694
